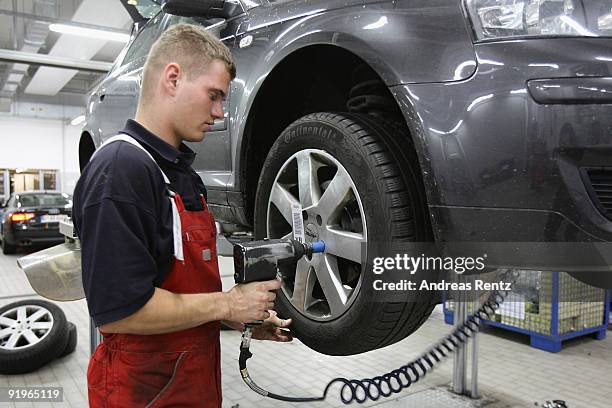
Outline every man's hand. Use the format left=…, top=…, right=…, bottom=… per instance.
left=251, top=310, right=293, bottom=342
left=225, top=279, right=281, bottom=323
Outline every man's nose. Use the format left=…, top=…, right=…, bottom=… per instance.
left=212, top=102, right=224, bottom=120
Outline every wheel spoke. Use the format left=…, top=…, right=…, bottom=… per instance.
left=28, top=309, right=48, bottom=323
left=29, top=322, right=52, bottom=330
left=290, top=258, right=310, bottom=312
left=0, top=316, right=16, bottom=327
left=5, top=332, right=21, bottom=348
left=304, top=269, right=321, bottom=311
left=296, top=151, right=321, bottom=208
left=21, top=329, right=39, bottom=345
left=269, top=182, right=300, bottom=226
left=324, top=228, right=364, bottom=263
left=316, top=169, right=353, bottom=224
left=314, top=254, right=349, bottom=316
left=16, top=307, right=27, bottom=322
left=0, top=328, right=13, bottom=339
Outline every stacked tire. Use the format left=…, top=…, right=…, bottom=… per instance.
left=0, top=299, right=78, bottom=374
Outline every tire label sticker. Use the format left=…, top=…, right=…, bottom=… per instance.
left=291, top=203, right=305, bottom=243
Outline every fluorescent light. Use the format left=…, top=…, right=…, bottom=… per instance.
left=70, top=115, right=85, bottom=126
left=49, top=24, right=130, bottom=42
left=7, top=73, right=24, bottom=82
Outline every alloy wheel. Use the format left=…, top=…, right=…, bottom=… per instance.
left=266, top=149, right=367, bottom=321
left=0, top=305, right=54, bottom=350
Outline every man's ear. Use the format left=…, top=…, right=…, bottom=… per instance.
left=162, top=62, right=181, bottom=96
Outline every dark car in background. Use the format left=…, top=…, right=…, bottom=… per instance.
left=0, top=192, right=72, bottom=255
left=80, top=0, right=612, bottom=355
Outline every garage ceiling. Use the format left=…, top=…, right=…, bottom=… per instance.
left=0, top=0, right=132, bottom=119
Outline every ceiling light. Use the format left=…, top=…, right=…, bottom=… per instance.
left=7, top=73, right=25, bottom=82
left=70, top=115, right=86, bottom=126
left=49, top=24, right=130, bottom=42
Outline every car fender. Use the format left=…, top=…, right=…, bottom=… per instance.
left=231, top=1, right=475, bottom=192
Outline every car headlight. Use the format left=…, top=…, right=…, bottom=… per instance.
left=465, top=0, right=612, bottom=41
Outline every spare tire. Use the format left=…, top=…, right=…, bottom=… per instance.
left=254, top=112, right=437, bottom=355
left=0, top=299, right=69, bottom=374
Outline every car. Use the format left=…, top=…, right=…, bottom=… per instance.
left=80, top=0, right=612, bottom=355
left=0, top=191, right=72, bottom=255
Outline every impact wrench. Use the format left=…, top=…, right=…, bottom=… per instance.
left=232, top=238, right=519, bottom=404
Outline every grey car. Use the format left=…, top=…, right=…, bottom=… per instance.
left=81, top=0, right=612, bottom=355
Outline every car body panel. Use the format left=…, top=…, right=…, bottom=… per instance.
left=390, top=37, right=612, bottom=244
left=227, top=0, right=477, bottom=190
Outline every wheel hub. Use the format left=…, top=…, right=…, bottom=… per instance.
left=304, top=222, right=319, bottom=242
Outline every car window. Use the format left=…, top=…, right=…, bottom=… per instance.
left=130, top=0, right=161, bottom=19
left=18, top=194, right=72, bottom=208
left=163, top=13, right=233, bottom=40
left=165, top=14, right=226, bottom=32
left=121, top=12, right=165, bottom=67
left=7, top=196, right=16, bottom=208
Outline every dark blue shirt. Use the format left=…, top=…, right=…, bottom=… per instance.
left=73, top=119, right=207, bottom=327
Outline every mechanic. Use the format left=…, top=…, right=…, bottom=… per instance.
left=73, top=24, right=291, bottom=408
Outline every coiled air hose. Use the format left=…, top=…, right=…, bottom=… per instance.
left=238, top=270, right=518, bottom=404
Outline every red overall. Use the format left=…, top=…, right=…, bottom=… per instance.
left=87, top=138, right=222, bottom=407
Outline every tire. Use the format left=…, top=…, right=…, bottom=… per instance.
left=58, top=322, right=77, bottom=358
left=0, top=299, right=69, bottom=374
left=1, top=234, right=17, bottom=255
left=254, top=112, right=436, bottom=355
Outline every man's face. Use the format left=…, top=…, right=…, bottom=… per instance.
left=172, top=59, right=231, bottom=143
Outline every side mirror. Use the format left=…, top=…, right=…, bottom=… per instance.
left=162, top=0, right=242, bottom=19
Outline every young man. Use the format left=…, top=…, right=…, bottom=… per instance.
left=73, top=24, right=291, bottom=407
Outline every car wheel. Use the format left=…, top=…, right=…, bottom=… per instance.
left=254, top=112, right=436, bottom=355
left=0, top=299, right=69, bottom=374
left=1, top=234, right=17, bottom=255
left=58, top=322, right=77, bottom=358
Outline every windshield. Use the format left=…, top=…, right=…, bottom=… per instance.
left=122, top=0, right=161, bottom=20
left=17, top=193, right=72, bottom=208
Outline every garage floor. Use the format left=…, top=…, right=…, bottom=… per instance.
left=1, top=251, right=611, bottom=408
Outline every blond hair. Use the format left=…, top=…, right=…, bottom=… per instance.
left=140, top=23, right=236, bottom=103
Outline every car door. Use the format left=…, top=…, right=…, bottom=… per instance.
left=94, top=12, right=165, bottom=140
left=161, top=13, right=244, bottom=194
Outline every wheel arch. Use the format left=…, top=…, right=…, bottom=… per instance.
left=237, top=42, right=434, bottom=227
left=79, top=131, right=96, bottom=172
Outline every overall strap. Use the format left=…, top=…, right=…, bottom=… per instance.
left=93, top=134, right=171, bottom=184
left=92, top=134, right=184, bottom=261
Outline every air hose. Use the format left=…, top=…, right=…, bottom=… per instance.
left=238, top=270, right=518, bottom=404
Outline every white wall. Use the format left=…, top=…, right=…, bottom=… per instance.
left=0, top=116, right=81, bottom=193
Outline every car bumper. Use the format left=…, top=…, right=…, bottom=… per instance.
left=6, top=224, right=65, bottom=246
left=392, top=37, right=612, bottom=245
